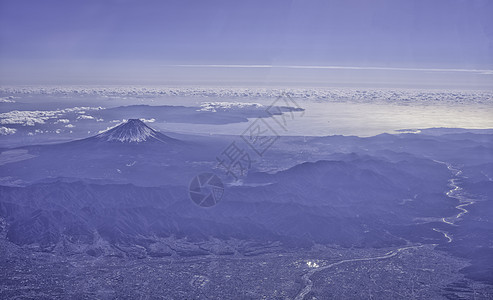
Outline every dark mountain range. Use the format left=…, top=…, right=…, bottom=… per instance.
left=0, top=128, right=492, bottom=284
left=0, top=153, right=454, bottom=254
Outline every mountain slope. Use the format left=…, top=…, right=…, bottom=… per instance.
left=92, top=119, right=178, bottom=144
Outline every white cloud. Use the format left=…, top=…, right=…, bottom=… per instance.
left=140, top=118, right=155, bottom=123
left=0, top=127, right=16, bottom=135
left=0, top=96, right=15, bottom=103
left=0, top=87, right=491, bottom=109
left=77, top=115, right=95, bottom=120
left=198, top=102, right=264, bottom=112
left=0, top=107, right=103, bottom=126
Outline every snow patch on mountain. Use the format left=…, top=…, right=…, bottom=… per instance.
left=95, top=119, right=169, bottom=143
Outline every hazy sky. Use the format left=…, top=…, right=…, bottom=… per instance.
left=0, top=0, right=492, bottom=87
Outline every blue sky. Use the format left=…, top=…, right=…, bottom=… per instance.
left=0, top=0, right=492, bottom=87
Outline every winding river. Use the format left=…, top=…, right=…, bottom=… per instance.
left=433, top=161, right=476, bottom=243
left=294, top=161, right=475, bottom=299
left=294, top=246, right=423, bottom=300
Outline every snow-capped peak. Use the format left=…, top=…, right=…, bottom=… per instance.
left=95, top=119, right=161, bottom=143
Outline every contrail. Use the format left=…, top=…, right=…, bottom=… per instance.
left=166, top=64, right=493, bottom=74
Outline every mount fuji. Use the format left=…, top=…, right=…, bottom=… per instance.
left=93, top=119, right=178, bottom=144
